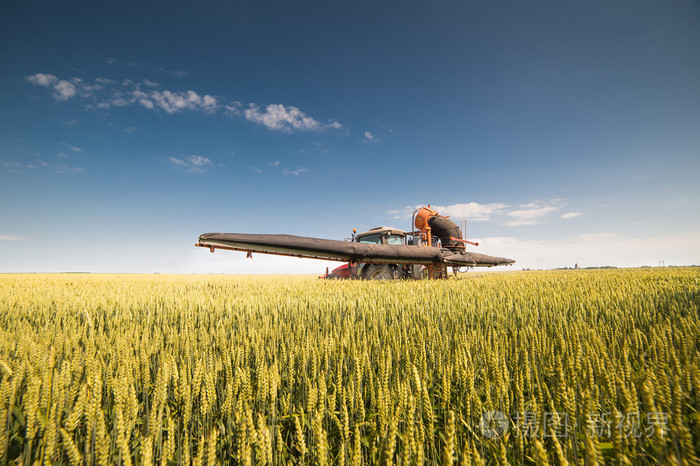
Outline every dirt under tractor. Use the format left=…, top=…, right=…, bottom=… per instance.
left=196, top=206, right=514, bottom=280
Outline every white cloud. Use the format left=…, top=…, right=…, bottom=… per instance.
left=106, top=57, right=117, bottom=65
left=168, top=155, right=213, bottom=174
left=388, top=206, right=416, bottom=219
left=225, top=101, right=242, bottom=115
left=169, top=157, right=188, bottom=167
left=56, top=144, right=81, bottom=158
left=26, top=72, right=341, bottom=132
left=153, top=66, right=187, bottom=78
left=242, top=104, right=341, bottom=132
left=503, top=202, right=560, bottom=226
left=561, top=212, right=582, bottom=219
left=52, top=164, right=84, bottom=174
left=26, top=73, right=78, bottom=101
left=388, top=202, right=509, bottom=221
left=0, top=235, right=23, bottom=241
left=26, top=73, right=56, bottom=87
left=20, top=159, right=83, bottom=174
left=389, top=200, right=574, bottom=225
left=74, top=78, right=103, bottom=97
left=432, top=202, right=509, bottom=222
left=502, top=219, right=541, bottom=226
left=148, top=90, right=218, bottom=114
left=53, top=80, right=77, bottom=100
left=188, top=155, right=211, bottom=167
left=132, top=90, right=155, bottom=110
left=245, top=104, right=322, bottom=131
left=364, top=131, right=374, bottom=140
left=27, top=73, right=217, bottom=114
left=282, top=167, right=308, bottom=176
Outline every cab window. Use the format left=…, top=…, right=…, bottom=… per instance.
left=386, top=235, right=404, bottom=245
left=358, top=234, right=381, bottom=244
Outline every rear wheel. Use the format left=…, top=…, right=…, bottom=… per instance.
left=411, top=265, right=429, bottom=280
left=364, top=264, right=394, bottom=280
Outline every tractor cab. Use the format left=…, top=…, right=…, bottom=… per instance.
left=355, top=226, right=406, bottom=245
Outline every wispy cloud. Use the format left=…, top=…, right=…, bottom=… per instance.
left=224, top=101, right=243, bottom=115
left=58, top=144, right=82, bottom=157
left=145, top=90, right=218, bottom=114
left=33, top=160, right=83, bottom=174
left=432, top=202, right=508, bottom=222
left=26, top=72, right=341, bottom=132
left=561, top=212, right=582, bottom=219
left=388, top=200, right=569, bottom=226
left=27, top=73, right=217, bottom=114
left=388, top=202, right=508, bottom=221
left=168, top=154, right=213, bottom=174
left=113, top=86, right=218, bottom=114
left=49, top=163, right=83, bottom=174
left=0, top=235, right=23, bottom=241
left=503, top=202, right=560, bottom=226
left=3, top=159, right=83, bottom=174
left=244, top=104, right=329, bottom=132
left=282, top=167, right=308, bottom=176
left=364, top=131, right=374, bottom=140
left=387, top=206, right=416, bottom=219
left=26, top=73, right=79, bottom=100
left=152, top=66, right=187, bottom=78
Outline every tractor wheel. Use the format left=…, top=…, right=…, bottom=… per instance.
left=364, top=264, right=394, bottom=280
left=411, top=265, right=429, bottom=280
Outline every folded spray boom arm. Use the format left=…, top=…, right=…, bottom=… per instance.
left=196, top=232, right=514, bottom=268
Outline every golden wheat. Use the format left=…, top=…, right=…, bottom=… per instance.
left=0, top=269, right=698, bottom=464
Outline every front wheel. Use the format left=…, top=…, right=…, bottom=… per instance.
left=364, top=264, right=394, bottom=280
left=411, top=265, right=429, bottom=280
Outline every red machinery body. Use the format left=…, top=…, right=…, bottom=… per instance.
left=322, top=263, right=359, bottom=279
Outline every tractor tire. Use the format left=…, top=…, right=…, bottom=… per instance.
left=364, top=264, right=394, bottom=280
left=411, top=264, right=429, bottom=280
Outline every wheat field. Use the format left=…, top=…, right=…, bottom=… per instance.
left=0, top=268, right=698, bottom=464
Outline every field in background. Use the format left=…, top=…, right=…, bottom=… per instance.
left=0, top=269, right=699, bottom=464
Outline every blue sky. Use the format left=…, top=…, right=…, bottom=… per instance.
left=1, top=0, right=699, bottom=273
